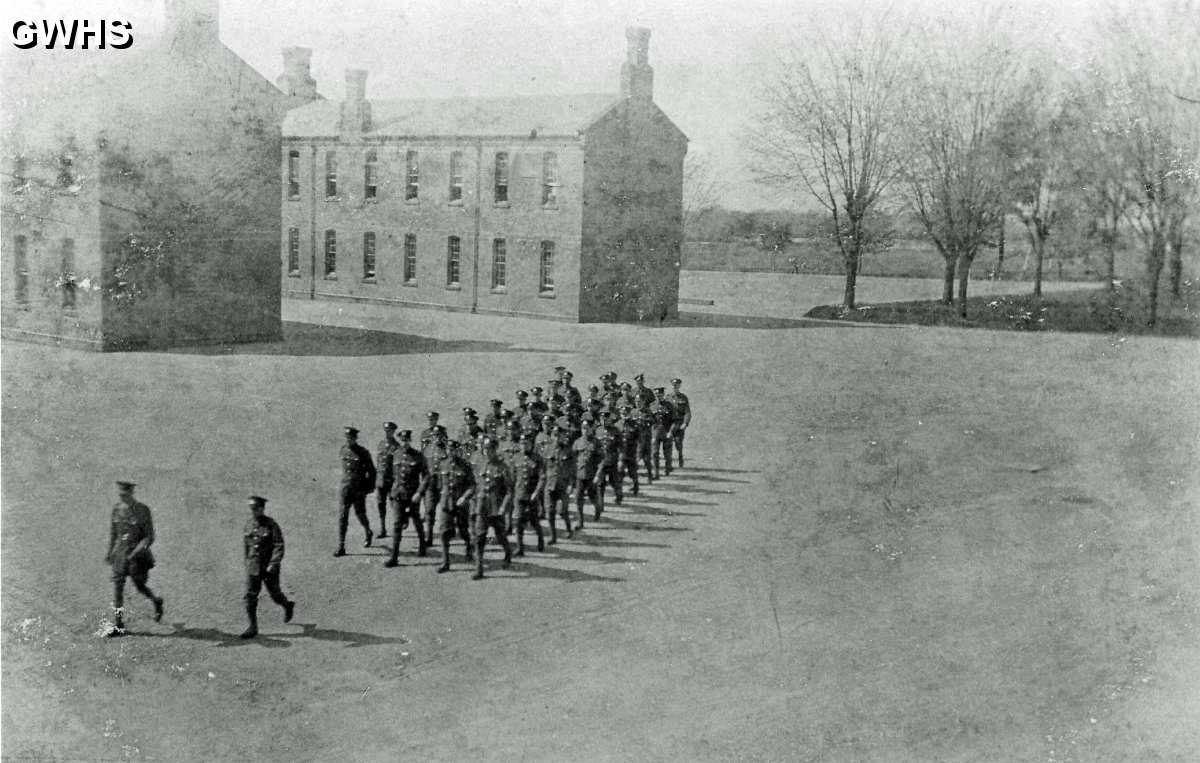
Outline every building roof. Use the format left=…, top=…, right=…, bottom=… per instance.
left=282, top=93, right=623, bottom=139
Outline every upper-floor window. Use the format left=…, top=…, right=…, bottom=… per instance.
left=60, top=238, right=76, bottom=308
left=364, top=149, right=378, bottom=200
left=446, top=236, right=461, bottom=287
left=542, top=152, right=559, bottom=206
left=287, top=228, right=301, bottom=275
left=403, top=234, right=417, bottom=284
left=325, top=152, right=338, bottom=198
left=492, top=238, right=507, bottom=290
left=494, top=152, right=509, bottom=203
left=539, top=241, right=555, bottom=293
left=13, top=234, right=29, bottom=303
left=287, top=150, right=300, bottom=199
left=324, top=229, right=337, bottom=276
left=448, top=151, right=463, bottom=203
left=405, top=150, right=419, bottom=200
left=363, top=232, right=376, bottom=280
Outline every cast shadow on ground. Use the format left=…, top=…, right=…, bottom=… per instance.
left=668, top=472, right=753, bottom=485
left=598, top=516, right=693, bottom=533
left=491, top=558, right=626, bottom=584
left=541, top=545, right=647, bottom=566
left=655, top=312, right=873, bottom=330
left=629, top=493, right=718, bottom=507
left=684, top=467, right=760, bottom=475
left=165, top=322, right=564, bottom=357
left=568, top=533, right=670, bottom=550
left=152, top=621, right=407, bottom=648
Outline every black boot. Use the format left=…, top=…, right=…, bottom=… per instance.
left=241, top=604, right=259, bottom=639
left=535, top=525, right=545, bottom=552
left=153, top=596, right=164, bottom=623
left=472, top=540, right=486, bottom=580
left=437, top=536, right=452, bottom=572
left=283, top=600, right=295, bottom=623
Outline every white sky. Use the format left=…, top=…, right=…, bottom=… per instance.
left=7, top=0, right=1124, bottom=209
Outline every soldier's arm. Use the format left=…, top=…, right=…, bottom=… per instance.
left=681, top=399, right=692, bottom=428
left=106, top=511, right=116, bottom=562
left=268, top=520, right=285, bottom=571
left=131, top=505, right=154, bottom=555
left=364, top=451, right=377, bottom=486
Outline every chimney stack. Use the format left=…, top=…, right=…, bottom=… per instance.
left=165, top=0, right=219, bottom=46
left=277, top=47, right=318, bottom=100
left=340, top=69, right=371, bottom=133
left=620, top=27, right=654, bottom=100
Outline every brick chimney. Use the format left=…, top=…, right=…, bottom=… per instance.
left=165, top=0, right=219, bottom=46
left=620, top=27, right=653, bottom=100
left=277, top=47, right=318, bottom=100
left=340, top=69, right=371, bottom=133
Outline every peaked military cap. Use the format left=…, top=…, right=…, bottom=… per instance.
left=384, top=421, right=398, bottom=430
left=398, top=429, right=413, bottom=439
left=563, top=370, right=573, bottom=379
left=427, top=411, right=439, bottom=419
left=248, top=495, right=268, bottom=506
left=588, top=384, right=600, bottom=392
left=654, top=387, right=665, bottom=393
left=515, top=389, right=528, bottom=398
left=671, top=378, right=682, bottom=385
left=482, top=435, right=499, bottom=447
left=344, top=426, right=360, bottom=436
left=508, top=418, right=522, bottom=429
left=448, top=438, right=461, bottom=447
left=633, top=373, right=645, bottom=382
left=116, top=480, right=137, bottom=489
left=502, top=409, right=515, bottom=419
left=554, top=365, right=566, bottom=373
left=490, top=398, right=503, bottom=406
left=621, top=404, right=633, bottom=411
left=621, top=382, right=633, bottom=390
left=519, top=432, right=532, bottom=441
left=531, top=386, right=544, bottom=395
left=462, top=407, right=477, bottom=416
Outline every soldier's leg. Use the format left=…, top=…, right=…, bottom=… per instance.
left=574, top=478, right=586, bottom=530
left=493, top=517, right=513, bottom=567
left=386, top=495, right=404, bottom=566
left=376, top=485, right=390, bottom=538
left=531, top=502, right=545, bottom=552
left=673, top=429, right=685, bottom=468
left=651, top=435, right=662, bottom=479
left=612, top=463, right=624, bottom=505
left=264, top=570, right=291, bottom=609
left=457, top=509, right=473, bottom=560
left=595, top=473, right=606, bottom=521
left=242, top=574, right=262, bottom=638
left=472, top=513, right=487, bottom=579
left=336, top=489, right=351, bottom=555
left=663, top=437, right=674, bottom=474
left=110, top=574, right=127, bottom=632
left=642, top=441, right=654, bottom=483
left=353, top=493, right=373, bottom=546
left=130, top=571, right=163, bottom=621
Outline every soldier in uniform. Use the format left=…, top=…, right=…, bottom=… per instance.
left=561, top=370, right=583, bottom=410
left=649, top=388, right=676, bottom=479
left=105, top=481, right=163, bottom=636
left=632, top=373, right=655, bottom=409
left=572, top=415, right=602, bottom=531
left=511, top=432, right=547, bottom=555
left=419, top=411, right=448, bottom=454
left=618, top=404, right=644, bottom=497
left=595, top=409, right=623, bottom=517
left=471, top=437, right=515, bottom=579
left=374, top=422, right=400, bottom=539
left=433, top=439, right=476, bottom=573
left=241, top=495, right=294, bottom=639
left=336, top=426, right=376, bottom=556
left=419, top=428, right=451, bottom=554
left=666, top=377, right=692, bottom=468
left=385, top=430, right=430, bottom=564
left=457, top=408, right=483, bottom=460
left=500, top=419, right=524, bottom=532
left=482, top=399, right=505, bottom=440
left=541, top=421, right=575, bottom=542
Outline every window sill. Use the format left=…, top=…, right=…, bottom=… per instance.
left=287, top=271, right=303, bottom=278
left=542, top=204, right=559, bottom=211
left=445, top=284, right=462, bottom=291
left=402, top=280, right=418, bottom=288
left=493, top=201, right=510, bottom=209
left=363, top=196, right=378, bottom=204
left=362, top=278, right=377, bottom=284
left=538, top=291, right=556, bottom=299
left=490, top=286, right=507, bottom=294
left=324, top=275, right=338, bottom=281
left=448, top=198, right=464, bottom=207
left=405, top=197, right=420, bottom=205
left=324, top=197, right=341, bottom=202
left=287, top=195, right=301, bottom=202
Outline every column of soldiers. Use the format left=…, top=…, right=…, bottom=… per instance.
left=101, top=368, right=690, bottom=638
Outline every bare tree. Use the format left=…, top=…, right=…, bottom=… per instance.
left=902, top=13, right=1028, bottom=317
left=748, top=9, right=912, bottom=309
left=682, top=150, right=720, bottom=238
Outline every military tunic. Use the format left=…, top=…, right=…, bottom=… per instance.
left=108, top=500, right=155, bottom=582
left=244, top=514, right=289, bottom=606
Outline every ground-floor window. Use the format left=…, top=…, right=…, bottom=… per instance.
left=363, top=232, right=376, bottom=280
left=446, top=236, right=461, bottom=286
left=539, top=240, right=555, bottom=293
left=324, top=230, right=336, bottom=277
left=492, top=238, right=506, bottom=289
left=404, top=234, right=417, bottom=284
left=287, top=228, right=300, bottom=275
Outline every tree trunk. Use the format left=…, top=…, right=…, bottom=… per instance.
left=1146, top=233, right=1166, bottom=327
left=995, top=223, right=1005, bottom=280
left=843, top=251, right=859, bottom=310
left=941, top=256, right=956, bottom=305
left=1168, top=224, right=1184, bottom=299
left=1032, top=233, right=1045, bottom=298
left=1103, top=231, right=1117, bottom=292
left=957, top=254, right=972, bottom=318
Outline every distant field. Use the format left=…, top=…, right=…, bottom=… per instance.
left=682, top=238, right=1156, bottom=282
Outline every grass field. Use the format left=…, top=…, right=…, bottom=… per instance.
left=3, top=283, right=1198, bottom=761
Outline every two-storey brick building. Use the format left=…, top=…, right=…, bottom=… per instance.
left=1, top=0, right=298, bottom=350
left=280, top=28, right=686, bottom=322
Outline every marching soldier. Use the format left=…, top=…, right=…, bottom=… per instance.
left=104, top=481, right=163, bottom=636
left=561, top=370, right=583, bottom=409
left=666, top=377, right=692, bottom=468
left=618, top=404, right=643, bottom=497
left=336, top=426, right=376, bottom=556
left=385, top=430, right=430, bottom=564
left=541, top=421, right=575, bottom=542
left=572, top=415, right=602, bottom=531
left=632, top=373, right=655, bottom=409
left=636, top=396, right=655, bottom=484
left=500, top=419, right=524, bottom=532
left=419, top=411, right=448, bottom=454
left=433, top=439, right=476, bottom=573
left=482, top=399, right=505, bottom=440
left=511, top=432, right=547, bottom=555
left=471, top=437, right=515, bottom=579
left=375, top=422, right=400, bottom=539
left=420, top=428, right=452, bottom=554
left=241, top=495, right=294, bottom=639
left=649, top=388, right=676, bottom=479
left=457, top=408, right=483, bottom=459
left=514, top=389, right=530, bottom=420
left=595, top=409, right=623, bottom=517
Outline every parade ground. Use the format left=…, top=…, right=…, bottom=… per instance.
left=3, top=273, right=1198, bottom=761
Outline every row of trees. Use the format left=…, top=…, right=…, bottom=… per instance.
left=746, top=2, right=1200, bottom=324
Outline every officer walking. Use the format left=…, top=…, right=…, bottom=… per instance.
left=241, top=495, right=294, bottom=639
left=105, top=481, right=163, bottom=636
left=666, top=377, right=692, bottom=468
left=375, top=422, right=400, bottom=539
left=385, top=430, right=430, bottom=565
left=511, top=432, right=547, bottom=555
left=471, top=437, right=515, bottom=579
left=595, top=410, right=623, bottom=517
left=541, top=420, right=575, bottom=543
left=618, top=404, right=643, bottom=497
left=433, top=439, right=476, bottom=573
left=649, top=388, right=676, bottom=479
left=336, top=426, right=376, bottom=557
left=572, top=415, right=602, bottom=531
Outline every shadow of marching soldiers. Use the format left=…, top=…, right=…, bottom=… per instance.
left=154, top=621, right=408, bottom=649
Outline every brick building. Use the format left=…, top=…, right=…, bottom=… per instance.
left=279, top=28, right=686, bottom=322
left=1, top=0, right=300, bottom=350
